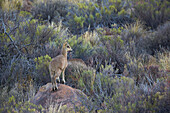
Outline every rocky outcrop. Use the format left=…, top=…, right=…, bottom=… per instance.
left=32, top=83, right=89, bottom=110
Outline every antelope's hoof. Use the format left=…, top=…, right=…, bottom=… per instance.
left=61, top=80, right=66, bottom=84
left=52, top=86, right=58, bottom=91
left=56, top=79, right=60, bottom=83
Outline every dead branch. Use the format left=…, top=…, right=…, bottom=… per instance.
left=0, top=19, right=21, bottom=55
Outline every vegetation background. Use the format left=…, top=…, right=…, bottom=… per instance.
left=0, top=0, right=169, bottom=112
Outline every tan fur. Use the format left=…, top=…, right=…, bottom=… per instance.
left=49, top=42, right=72, bottom=91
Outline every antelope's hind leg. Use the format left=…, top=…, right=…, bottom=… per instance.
left=50, top=70, right=56, bottom=91
left=51, top=77, right=56, bottom=91
left=53, top=76, right=58, bottom=91
left=53, top=69, right=62, bottom=90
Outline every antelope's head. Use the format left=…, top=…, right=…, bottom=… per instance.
left=63, top=42, right=72, bottom=52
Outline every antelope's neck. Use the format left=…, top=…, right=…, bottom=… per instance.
left=61, top=48, right=67, bottom=58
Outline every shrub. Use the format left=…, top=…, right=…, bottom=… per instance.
left=124, top=51, right=168, bottom=86
left=65, top=59, right=96, bottom=94
left=98, top=27, right=126, bottom=74
left=86, top=65, right=169, bottom=112
left=0, top=95, right=43, bottom=113
left=0, top=74, right=41, bottom=112
left=0, top=56, right=35, bottom=90
left=132, top=0, right=170, bottom=29
left=0, top=0, right=5, bottom=8
left=34, top=55, right=52, bottom=85
left=67, top=31, right=107, bottom=65
left=148, top=21, right=170, bottom=54
left=0, top=0, right=22, bottom=11
left=121, top=21, right=170, bottom=56
left=121, top=21, right=148, bottom=57
left=66, top=0, right=133, bottom=34
left=32, top=0, right=69, bottom=23
left=158, top=51, right=170, bottom=71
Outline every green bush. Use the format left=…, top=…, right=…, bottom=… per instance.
left=121, top=21, right=148, bottom=57
left=0, top=0, right=22, bottom=11
left=32, top=0, right=69, bottom=23
left=132, top=0, right=170, bottom=29
left=66, top=0, right=132, bottom=34
left=121, top=21, right=170, bottom=56
left=86, top=65, right=169, bottom=112
left=65, top=58, right=96, bottom=94
left=0, top=0, right=5, bottom=8
left=67, top=31, right=107, bottom=64
left=34, top=55, right=52, bottom=85
left=0, top=96, right=43, bottom=113
left=98, top=27, right=126, bottom=73
left=158, top=51, right=170, bottom=71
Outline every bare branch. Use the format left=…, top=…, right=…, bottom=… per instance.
left=0, top=19, right=21, bottom=54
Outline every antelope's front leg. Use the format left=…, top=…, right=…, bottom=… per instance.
left=61, top=68, right=66, bottom=84
left=56, top=76, right=60, bottom=83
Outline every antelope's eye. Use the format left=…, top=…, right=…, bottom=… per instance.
left=67, top=46, right=70, bottom=48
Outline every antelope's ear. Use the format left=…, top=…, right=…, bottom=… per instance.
left=63, top=41, right=67, bottom=46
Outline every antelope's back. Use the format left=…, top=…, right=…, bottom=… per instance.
left=50, top=55, right=67, bottom=71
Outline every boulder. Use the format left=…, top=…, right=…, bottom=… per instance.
left=32, top=83, right=89, bottom=110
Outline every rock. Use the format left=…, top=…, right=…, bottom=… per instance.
left=32, top=83, right=89, bottom=110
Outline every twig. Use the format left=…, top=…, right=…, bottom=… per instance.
left=1, top=19, right=21, bottom=55
left=9, top=26, right=18, bottom=34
